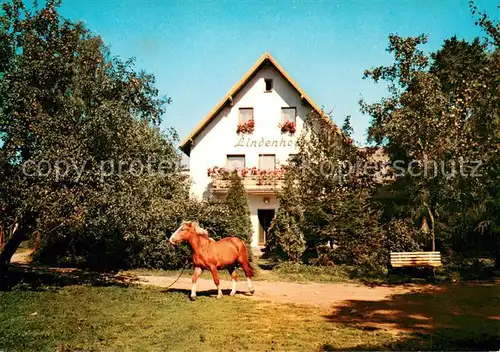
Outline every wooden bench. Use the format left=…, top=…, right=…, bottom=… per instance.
left=390, top=251, right=442, bottom=268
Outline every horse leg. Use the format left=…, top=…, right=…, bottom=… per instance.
left=190, top=267, right=202, bottom=301
left=238, top=253, right=255, bottom=295
left=228, top=267, right=237, bottom=296
left=209, top=265, right=223, bottom=299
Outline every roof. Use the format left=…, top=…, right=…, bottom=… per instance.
left=179, top=52, right=340, bottom=155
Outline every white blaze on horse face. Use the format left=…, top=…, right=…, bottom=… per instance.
left=169, top=224, right=184, bottom=244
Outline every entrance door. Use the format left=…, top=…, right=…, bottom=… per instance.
left=257, top=209, right=275, bottom=245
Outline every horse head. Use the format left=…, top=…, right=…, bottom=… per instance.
left=169, top=221, right=208, bottom=244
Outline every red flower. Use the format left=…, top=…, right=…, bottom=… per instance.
left=237, top=120, right=255, bottom=134
left=208, top=166, right=286, bottom=182
left=279, top=121, right=296, bottom=134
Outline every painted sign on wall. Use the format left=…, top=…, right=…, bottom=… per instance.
left=234, top=136, right=298, bottom=148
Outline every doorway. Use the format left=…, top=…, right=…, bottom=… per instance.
left=258, top=209, right=275, bottom=246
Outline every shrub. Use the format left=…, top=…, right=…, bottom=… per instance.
left=385, top=218, right=422, bottom=253
left=225, top=172, right=253, bottom=245
left=266, top=209, right=305, bottom=262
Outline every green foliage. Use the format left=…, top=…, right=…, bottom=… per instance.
left=361, top=2, right=500, bottom=264
left=225, top=171, right=252, bottom=244
left=266, top=171, right=306, bottom=262
left=322, top=191, right=385, bottom=267
left=341, top=115, right=354, bottom=138
left=267, top=111, right=392, bottom=270
left=267, top=209, right=305, bottom=262
left=0, top=0, right=190, bottom=271
left=385, top=218, right=423, bottom=253
left=188, top=198, right=233, bottom=241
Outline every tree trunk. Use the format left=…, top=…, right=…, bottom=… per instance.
left=423, top=202, right=436, bottom=251
left=0, top=220, right=30, bottom=290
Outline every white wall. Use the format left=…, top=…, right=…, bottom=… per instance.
left=189, top=66, right=312, bottom=199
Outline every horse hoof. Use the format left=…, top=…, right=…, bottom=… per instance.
left=190, top=295, right=196, bottom=301
left=216, top=294, right=223, bottom=299
left=229, top=291, right=236, bottom=297
left=249, top=289, right=255, bottom=296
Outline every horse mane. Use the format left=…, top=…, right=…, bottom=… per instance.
left=189, top=221, right=212, bottom=240
left=191, top=221, right=208, bottom=238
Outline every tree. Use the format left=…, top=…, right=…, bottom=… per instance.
left=361, top=2, right=500, bottom=264
left=430, top=36, right=489, bottom=96
left=225, top=172, right=253, bottom=245
left=361, top=34, right=452, bottom=251
left=266, top=169, right=305, bottom=262
left=0, top=0, right=189, bottom=286
left=443, top=2, right=500, bottom=266
left=268, top=111, right=392, bottom=270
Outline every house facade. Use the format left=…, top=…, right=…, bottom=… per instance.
left=180, top=53, right=328, bottom=251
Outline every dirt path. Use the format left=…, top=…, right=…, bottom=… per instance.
left=137, top=274, right=440, bottom=310
left=11, top=248, right=436, bottom=311
left=11, top=252, right=496, bottom=335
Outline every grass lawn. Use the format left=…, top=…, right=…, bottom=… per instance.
left=1, top=284, right=396, bottom=352
left=1, top=282, right=499, bottom=351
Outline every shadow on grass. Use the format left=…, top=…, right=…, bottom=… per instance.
left=5, top=263, right=138, bottom=291
left=321, top=283, right=500, bottom=351
left=320, top=333, right=499, bottom=351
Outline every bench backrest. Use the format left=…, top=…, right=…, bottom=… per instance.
left=390, top=251, right=442, bottom=267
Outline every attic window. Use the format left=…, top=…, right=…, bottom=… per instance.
left=264, top=78, right=273, bottom=92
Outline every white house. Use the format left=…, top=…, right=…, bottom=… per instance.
left=179, top=52, right=331, bottom=252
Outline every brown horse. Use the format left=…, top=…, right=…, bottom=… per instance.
left=169, top=221, right=254, bottom=300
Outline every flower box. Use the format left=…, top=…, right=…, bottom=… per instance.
left=236, top=120, right=255, bottom=134
left=279, top=121, right=296, bottom=135
left=208, top=166, right=286, bottom=188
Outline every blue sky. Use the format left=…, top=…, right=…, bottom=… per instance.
left=59, top=0, right=498, bottom=147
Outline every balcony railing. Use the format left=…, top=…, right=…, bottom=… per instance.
left=208, top=166, right=285, bottom=193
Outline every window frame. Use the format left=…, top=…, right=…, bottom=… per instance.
left=281, top=107, right=297, bottom=124
left=238, top=107, right=254, bottom=124
left=226, top=154, right=246, bottom=170
left=259, top=154, right=276, bottom=171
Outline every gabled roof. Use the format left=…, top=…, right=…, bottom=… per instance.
left=180, top=52, right=339, bottom=155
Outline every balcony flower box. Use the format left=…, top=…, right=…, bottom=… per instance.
left=208, top=166, right=286, bottom=188
left=236, top=120, right=255, bottom=135
left=279, top=121, right=296, bottom=135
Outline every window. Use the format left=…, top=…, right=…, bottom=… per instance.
left=226, top=155, right=245, bottom=170
left=264, top=78, right=273, bottom=92
left=259, top=154, right=276, bottom=170
left=239, top=108, right=254, bottom=124
left=281, top=107, right=296, bottom=124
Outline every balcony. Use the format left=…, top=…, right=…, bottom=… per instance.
left=208, top=166, right=285, bottom=194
